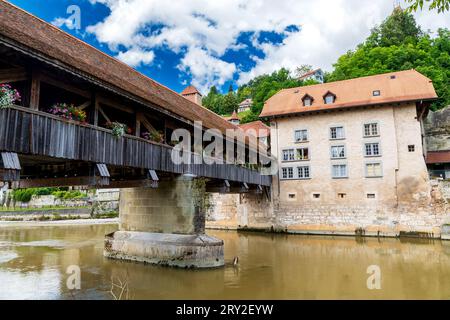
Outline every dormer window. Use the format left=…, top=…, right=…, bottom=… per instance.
left=373, top=90, right=381, bottom=96
left=301, top=94, right=314, bottom=107
left=323, top=91, right=336, bottom=104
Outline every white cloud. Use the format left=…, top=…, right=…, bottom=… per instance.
left=86, top=0, right=450, bottom=90
left=52, top=17, right=76, bottom=29
left=178, top=48, right=236, bottom=93
left=116, top=47, right=155, bottom=67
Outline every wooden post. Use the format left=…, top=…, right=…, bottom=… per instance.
left=93, top=92, right=99, bottom=126
left=29, top=69, right=40, bottom=110
left=135, top=112, right=142, bottom=138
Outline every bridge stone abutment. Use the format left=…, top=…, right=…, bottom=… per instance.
left=104, top=177, right=224, bottom=268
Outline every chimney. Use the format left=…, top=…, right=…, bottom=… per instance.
left=181, top=85, right=203, bottom=105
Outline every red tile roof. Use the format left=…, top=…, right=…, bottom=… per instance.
left=261, top=70, right=438, bottom=118
left=224, top=110, right=239, bottom=122
left=298, top=68, right=321, bottom=80
left=239, top=98, right=253, bottom=106
left=426, top=151, right=450, bottom=164
left=181, top=85, right=202, bottom=96
left=0, top=1, right=235, bottom=133
left=239, top=121, right=270, bottom=138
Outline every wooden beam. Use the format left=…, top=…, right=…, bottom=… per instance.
left=18, top=176, right=158, bottom=189
left=18, top=176, right=97, bottom=188
left=0, top=67, right=27, bottom=83
left=97, top=95, right=134, bottom=114
left=78, top=101, right=91, bottom=110
left=29, top=69, right=40, bottom=110
left=140, top=114, right=157, bottom=132
left=98, top=105, right=111, bottom=123
left=39, top=73, right=91, bottom=98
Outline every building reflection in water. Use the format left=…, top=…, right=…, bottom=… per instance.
left=0, top=225, right=450, bottom=299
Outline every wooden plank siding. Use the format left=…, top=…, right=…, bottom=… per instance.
left=0, top=106, right=271, bottom=186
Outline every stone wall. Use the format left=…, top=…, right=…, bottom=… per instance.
left=205, top=193, right=273, bottom=231
left=206, top=194, right=239, bottom=229
left=119, top=179, right=204, bottom=234
left=440, top=180, right=450, bottom=202
left=424, top=106, right=450, bottom=152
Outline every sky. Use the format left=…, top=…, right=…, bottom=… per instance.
left=8, top=0, right=450, bottom=95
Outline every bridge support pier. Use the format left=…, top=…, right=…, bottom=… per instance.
left=104, top=177, right=224, bottom=268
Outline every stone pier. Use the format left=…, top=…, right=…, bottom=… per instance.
left=104, top=177, right=224, bottom=268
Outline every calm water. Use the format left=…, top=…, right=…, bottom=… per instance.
left=0, top=224, right=450, bottom=300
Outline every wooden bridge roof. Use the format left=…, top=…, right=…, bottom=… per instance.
left=0, top=1, right=237, bottom=133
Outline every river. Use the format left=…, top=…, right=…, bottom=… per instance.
left=0, top=223, right=449, bottom=299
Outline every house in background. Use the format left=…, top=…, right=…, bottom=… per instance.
left=224, top=110, right=240, bottom=125
left=298, top=68, right=324, bottom=83
left=239, top=120, right=270, bottom=146
left=424, top=106, right=450, bottom=179
left=238, top=98, right=253, bottom=113
left=181, top=85, right=203, bottom=105
left=260, top=69, right=445, bottom=237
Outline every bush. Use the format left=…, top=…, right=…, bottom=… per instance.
left=12, top=187, right=85, bottom=203
left=12, top=189, right=36, bottom=203
left=34, top=187, right=59, bottom=196
left=52, top=190, right=87, bottom=200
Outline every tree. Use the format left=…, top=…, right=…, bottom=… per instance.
left=366, top=7, right=422, bottom=47
left=406, top=0, right=450, bottom=13
left=202, top=86, right=221, bottom=114
left=221, top=92, right=238, bottom=115
left=202, top=67, right=306, bottom=123
left=328, top=8, right=450, bottom=110
left=294, top=64, right=313, bottom=78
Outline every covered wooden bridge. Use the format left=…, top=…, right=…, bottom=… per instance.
left=0, top=2, right=271, bottom=194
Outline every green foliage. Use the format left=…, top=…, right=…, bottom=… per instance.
left=203, top=68, right=304, bottom=124
left=202, top=87, right=239, bottom=115
left=12, top=189, right=36, bottom=203
left=406, top=0, right=450, bottom=13
left=11, top=187, right=87, bottom=203
left=329, top=8, right=450, bottom=111
left=52, top=190, right=87, bottom=200
left=34, top=188, right=59, bottom=196
left=95, top=211, right=119, bottom=219
left=366, top=7, right=422, bottom=48
left=241, top=112, right=260, bottom=124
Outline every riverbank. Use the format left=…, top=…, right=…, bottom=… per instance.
left=0, top=207, right=118, bottom=222
left=0, top=218, right=118, bottom=227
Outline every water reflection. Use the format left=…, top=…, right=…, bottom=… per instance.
left=0, top=224, right=449, bottom=299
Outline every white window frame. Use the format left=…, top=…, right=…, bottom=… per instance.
left=330, top=144, right=346, bottom=159
left=294, top=129, right=308, bottom=142
left=282, top=149, right=295, bottom=162
left=303, top=97, right=312, bottom=107
left=281, top=167, right=294, bottom=180
left=297, top=165, right=311, bottom=179
left=364, top=142, right=381, bottom=157
left=331, top=163, right=348, bottom=179
left=363, top=122, right=380, bottom=137
left=324, top=94, right=335, bottom=104
left=296, top=147, right=309, bottom=161
left=365, top=161, right=383, bottom=178
left=330, top=126, right=345, bottom=140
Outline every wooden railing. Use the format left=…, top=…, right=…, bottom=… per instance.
left=0, top=106, right=272, bottom=186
